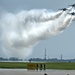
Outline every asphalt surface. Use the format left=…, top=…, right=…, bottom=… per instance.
left=0, top=69, right=75, bottom=75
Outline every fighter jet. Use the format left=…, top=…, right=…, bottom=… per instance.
left=68, top=12, right=75, bottom=15
left=59, top=8, right=67, bottom=11
left=69, top=4, right=75, bottom=8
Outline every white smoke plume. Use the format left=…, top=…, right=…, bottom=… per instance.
left=0, top=8, right=74, bottom=59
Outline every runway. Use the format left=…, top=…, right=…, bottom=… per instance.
left=0, top=69, right=75, bottom=75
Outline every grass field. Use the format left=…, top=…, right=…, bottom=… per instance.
left=0, top=62, right=75, bottom=70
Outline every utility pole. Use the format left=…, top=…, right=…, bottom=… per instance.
left=61, top=54, right=62, bottom=60
left=44, top=49, right=46, bottom=60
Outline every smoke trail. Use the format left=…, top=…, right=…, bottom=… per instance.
left=0, top=8, right=74, bottom=58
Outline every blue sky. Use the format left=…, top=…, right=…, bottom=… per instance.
left=0, top=0, right=75, bottom=59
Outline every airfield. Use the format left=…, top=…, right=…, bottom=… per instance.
left=0, top=2, right=75, bottom=75
left=0, top=69, right=75, bottom=75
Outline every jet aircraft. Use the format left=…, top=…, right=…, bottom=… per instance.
left=68, top=12, right=75, bottom=15
left=69, top=4, right=75, bottom=8
left=59, top=8, right=67, bottom=11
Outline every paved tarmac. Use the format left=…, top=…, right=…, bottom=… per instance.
left=0, top=69, right=75, bottom=75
